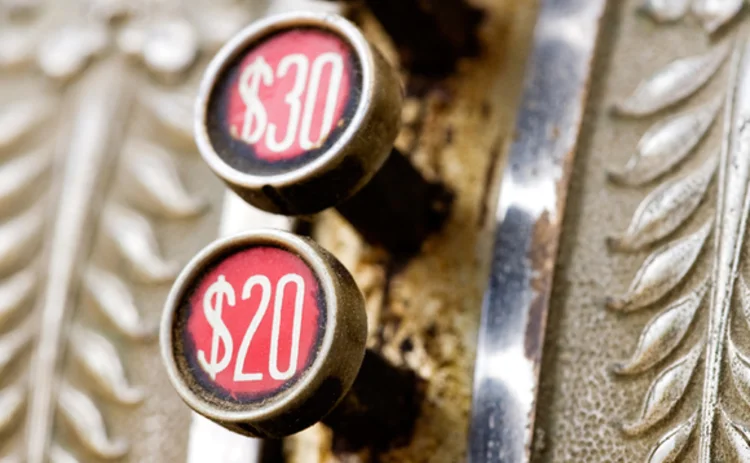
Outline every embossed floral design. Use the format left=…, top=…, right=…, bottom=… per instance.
left=607, top=4, right=750, bottom=461
left=0, top=0, right=255, bottom=461
left=640, top=0, right=744, bottom=33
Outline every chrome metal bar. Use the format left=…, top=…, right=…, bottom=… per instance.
left=468, top=1, right=606, bottom=461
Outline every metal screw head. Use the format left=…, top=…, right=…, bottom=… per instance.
left=160, top=229, right=367, bottom=438
left=195, top=12, right=403, bottom=215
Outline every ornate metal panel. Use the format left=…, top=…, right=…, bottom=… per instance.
left=0, top=1, right=269, bottom=461
left=534, top=1, right=750, bottom=462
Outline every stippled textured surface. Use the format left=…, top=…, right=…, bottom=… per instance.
left=534, top=2, right=750, bottom=462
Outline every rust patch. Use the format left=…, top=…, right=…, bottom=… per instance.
left=525, top=210, right=557, bottom=361
left=526, top=117, right=590, bottom=361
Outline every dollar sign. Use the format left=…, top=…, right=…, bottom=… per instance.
left=197, top=275, right=236, bottom=380
left=238, top=56, right=274, bottom=144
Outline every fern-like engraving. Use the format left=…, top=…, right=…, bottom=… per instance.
left=607, top=220, right=711, bottom=312
left=641, top=0, right=744, bottom=32
left=608, top=14, right=750, bottom=460
left=639, top=0, right=691, bottom=23
left=614, top=279, right=708, bottom=374
left=608, top=97, right=721, bottom=185
left=692, top=0, right=744, bottom=33
left=609, top=155, right=716, bottom=250
left=613, top=42, right=729, bottom=116
left=0, top=0, right=242, bottom=460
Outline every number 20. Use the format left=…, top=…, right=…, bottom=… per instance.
left=233, top=273, right=305, bottom=382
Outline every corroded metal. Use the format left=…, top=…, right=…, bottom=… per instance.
left=339, top=0, right=483, bottom=76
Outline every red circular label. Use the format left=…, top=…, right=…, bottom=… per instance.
left=207, top=28, right=360, bottom=176
left=181, top=247, right=324, bottom=401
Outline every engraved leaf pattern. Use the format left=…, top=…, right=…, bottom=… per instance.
left=139, top=18, right=199, bottom=84
left=103, top=204, right=179, bottom=283
left=608, top=97, right=721, bottom=186
left=0, top=270, right=36, bottom=329
left=622, top=341, right=702, bottom=435
left=608, top=27, right=750, bottom=462
left=58, top=383, right=129, bottom=459
left=69, top=327, right=145, bottom=405
left=609, top=154, right=717, bottom=250
left=640, top=0, right=691, bottom=23
left=692, top=0, right=744, bottom=33
left=613, top=42, right=729, bottom=116
left=0, top=383, right=27, bottom=433
left=646, top=411, right=697, bottom=463
left=121, top=139, right=206, bottom=218
left=728, top=335, right=750, bottom=410
left=139, top=88, right=194, bottom=145
left=0, top=2, right=212, bottom=461
left=0, top=26, right=36, bottom=69
left=0, top=204, right=45, bottom=273
left=607, top=219, right=711, bottom=311
left=614, top=279, right=707, bottom=374
left=49, top=445, right=80, bottom=463
left=0, top=97, right=54, bottom=150
left=0, top=322, right=34, bottom=376
left=0, top=148, right=50, bottom=210
left=720, top=407, right=750, bottom=460
left=739, top=273, right=750, bottom=330
left=36, top=23, right=110, bottom=82
left=83, top=267, right=155, bottom=340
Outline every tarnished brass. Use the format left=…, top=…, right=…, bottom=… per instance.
left=161, top=229, right=368, bottom=439
left=195, top=12, right=403, bottom=217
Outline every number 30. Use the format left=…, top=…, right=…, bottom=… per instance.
left=240, top=53, right=345, bottom=153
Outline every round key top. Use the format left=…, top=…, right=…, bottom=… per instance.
left=161, top=229, right=421, bottom=446
left=160, top=229, right=367, bottom=438
left=195, top=12, right=452, bottom=254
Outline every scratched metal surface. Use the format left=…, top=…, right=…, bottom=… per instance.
left=534, top=1, right=750, bottom=462
left=469, top=0, right=606, bottom=461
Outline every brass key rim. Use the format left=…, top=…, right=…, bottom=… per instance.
left=160, top=229, right=367, bottom=429
left=194, top=12, right=381, bottom=190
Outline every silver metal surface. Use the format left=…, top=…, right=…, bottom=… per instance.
left=188, top=414, right=262, bottom=463
left=0, top=1, right=242, bottom=460
left=468, top=0, right=606, bottom=461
